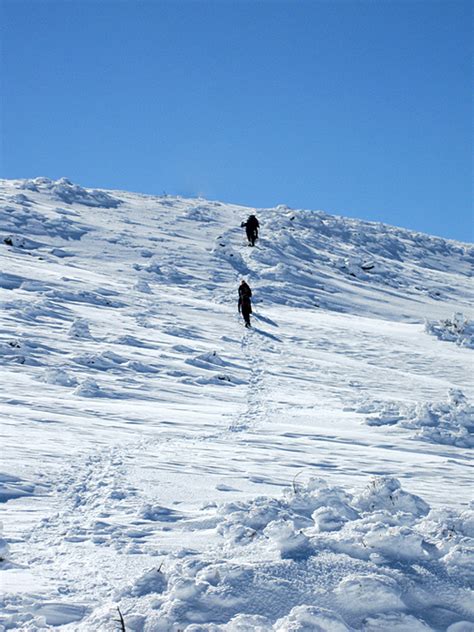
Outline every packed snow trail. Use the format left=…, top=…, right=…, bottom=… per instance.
left=0, top=177, right=473, bottom=630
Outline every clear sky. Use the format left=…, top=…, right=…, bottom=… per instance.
left=1, top=0, right=472, bottom=241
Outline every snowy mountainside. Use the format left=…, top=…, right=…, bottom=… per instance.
left=0, top=177, right=473, bottom=631
left=2, top=177, right=473, bottom=321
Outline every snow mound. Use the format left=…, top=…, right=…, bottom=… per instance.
left=187, top=351, right=230, bottom=369
left=43, top=367, right=78, bottom=387
left=73, top=378, right=103, bottom=397
left=73, top=352, right=120, bottom=370
left=1, top=196, right=89, bottom=240
left=363, top=612, right=434, bottom=631
left=274, top=605, right=351, bottom=631
left=119, top=566, right=168, bottom=597
left=335, top=573, right=405, bottom=613
left=136, top=259, right=194, bottom=285
left=3, top=234, right=42, bottom=250
left=134, top=278, right=152, bottom=293
left=0, top=601, right=87, bottom=628
left=21, top=177, right=122, bottom=208
left=183, top=203, right=218, bottom=222
left=82, top=477, right=474, bottom=631
left=425, top=312, right=474, bottom=349
left=352, top=476, right=430, bottom=515
left=0, top=336, right=48, bottom=366
left=45, top=288, right=125, bottom=308
left=362, top=390, right=474, bottom=448
left=68, top=318, right=92, bottom=339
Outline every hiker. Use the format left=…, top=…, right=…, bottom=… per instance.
left=238, top=280, right=252, bottom=328
left=241, top=214, right=260, bottom=246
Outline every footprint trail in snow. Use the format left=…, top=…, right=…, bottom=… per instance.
left=0, top=177, right=473, bottom=630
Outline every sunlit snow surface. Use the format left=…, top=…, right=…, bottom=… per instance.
left=0, top=177, right=473, bottom=631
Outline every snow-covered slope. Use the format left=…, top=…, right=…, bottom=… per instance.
left=0, top=177, right=473, bottom=631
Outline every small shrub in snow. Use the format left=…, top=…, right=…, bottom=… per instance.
left=353, top=476, right=429, bottom=516
left=425, top=312, right=474, bottom=349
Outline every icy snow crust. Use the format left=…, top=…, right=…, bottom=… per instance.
left=0, top=178, right=473, bottom=630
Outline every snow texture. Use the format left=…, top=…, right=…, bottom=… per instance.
left=0, top=177, right=472, bottom=630
left=425, top=313, right=474, bottom=349
left=359, top=389, right=474, bottom=448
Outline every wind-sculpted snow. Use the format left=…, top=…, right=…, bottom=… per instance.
left=0, top=336, right=53, bottom=366
left=21, top=176, right=122, bottom=208
left=68, top=317, right=92, bottom=339
left=276, top=208, right=473, bottom=275
left=207, top=211, right=473, bottom=318
left=1, top=176, right=473, bottom=320
left=2, top=233, right=43, bottom=250
left=34, top=477, right=471, bottom=631
left=425, top=313, right=474, bottom=349
left=0, top=177, right=472, bottom=630
left=1, top=195, right=90, bottom=244
left=43, top=367, right=78, bottom=387
left=0, top=472, right=37, bottom=504
left=242, top=210, right=473, bottom=313
left=359, top=390, right=474, bottom=448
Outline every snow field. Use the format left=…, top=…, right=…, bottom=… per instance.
left=0, top=177, right=473, bottom=630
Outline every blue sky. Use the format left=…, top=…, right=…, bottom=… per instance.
left=1, top=0, right=472, bottom=241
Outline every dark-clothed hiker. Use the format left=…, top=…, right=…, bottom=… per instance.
left=238, top=280, right=252, bottom=328
left=241, top=214, right=260, bottom=246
